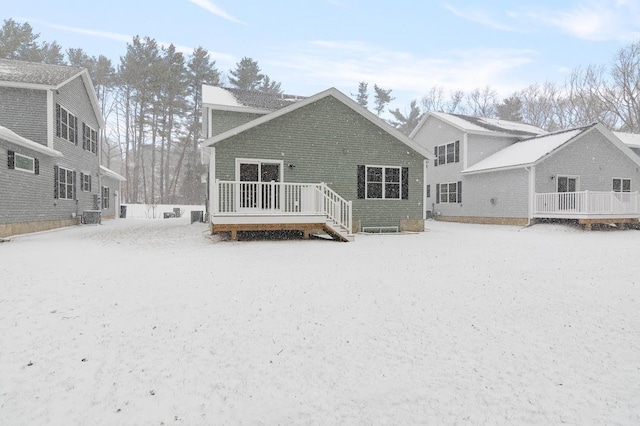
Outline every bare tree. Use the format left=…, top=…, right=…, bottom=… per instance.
left=466, top=86, right=497, bottom=118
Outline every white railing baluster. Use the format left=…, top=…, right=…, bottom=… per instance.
left=534, top=191, right=640, bottom=217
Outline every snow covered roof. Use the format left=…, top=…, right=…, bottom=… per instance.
left=204, top=87, right=434, bottom=159
left=410, top=111, right=546, bottom=138
left=0, top=124, right=62, bottom=157
left=100, top=165, right=126, bottom=181
left=614, top=131, right=640, bottom=149
left=462, top=125, right=591, bottom=174
left=0, top=58, right=84, bottom=87
left=202, top=85, right=305, bottom=113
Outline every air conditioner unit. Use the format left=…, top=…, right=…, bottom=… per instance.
left=83, top=210, right=101, bottom=225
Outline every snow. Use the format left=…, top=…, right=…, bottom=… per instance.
left=202, top=85, right=243, bottom=108
left=464, top=129, right=583, bottom=173
left=1, top=218, right=639, bottom=424
left=430, top=112, right=546, bottom=136
left=614, top=131, right=640, bottom=149
left=0, top=124, right=62, bottom=157
left=121, top=204, right=205, bottom=219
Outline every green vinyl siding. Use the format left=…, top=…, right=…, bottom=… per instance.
left=214, top=95, right=425, bottom=229
left=209, top=110, right=265, bottom=137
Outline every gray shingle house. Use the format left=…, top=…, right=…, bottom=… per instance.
left=411, top=112, right=640, bottom=228
left=202, top=86, right=433, bottom=241
left=0, top=59, right=122, bottom=237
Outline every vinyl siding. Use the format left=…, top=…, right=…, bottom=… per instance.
left=214, top=96, right=425, bottom=228
left=460, top=169, right=529, bottom=218
left=466, top=134, right=518, bottom=167
left=0, top=139, right=57, bottom=223
left=535, top=129, right=640, bottom=192
left=0, top=86, right=48, bottom=144
left=0, top=75, right=103, bottom=228
left=206, top=108, right=265, bottom=138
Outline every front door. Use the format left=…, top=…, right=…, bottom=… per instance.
left=237, top=160, right=282, bottom=210
left=557, top=176, right=578, bottom=210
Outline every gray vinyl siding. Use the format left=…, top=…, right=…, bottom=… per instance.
left=0, top=139, right=57, bottom=223
left=205, top=108, right=265, bottom=137
left=466, top=134, right=518, bottom=167
left=52, top=76, right=101, bottom=216
left=0, top=86, right=48, bottom=144
left=535, top=129, right=640, bottom=192
left=0, top=75, right=103, bottom=227
left=459, top=169, right=529, bottom=218
left=214, top=96, right=425, bottom=228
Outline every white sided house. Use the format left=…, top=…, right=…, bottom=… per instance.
left=412, top=112, right=640, bottom=227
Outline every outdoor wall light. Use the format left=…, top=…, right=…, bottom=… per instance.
left=288, top=164, right=295, bottom=168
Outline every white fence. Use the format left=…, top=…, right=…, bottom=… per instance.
left=534, top=191, right=640, bottom=216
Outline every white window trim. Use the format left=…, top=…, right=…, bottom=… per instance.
left=81, top=171, right=92, bottom=192
left=365, top=164, right=402, bottom=200
left=14, top=152, right=35, bottom=173
left=58, top=166, right=74, bottom=200
left=234, top=158, right=284, bottom=182
left=102, top=186, right=110, bottom=209
left=436, top=141, right=458, bottom=165
left=613, top=177, right=631, bottom=192
left=84, top=123, right=98, bottom=154
left=438, top=182, right=459, bottom=204
left=57, top=104, right=77, bottom=143
left=556, top=175, right=580, bottom=192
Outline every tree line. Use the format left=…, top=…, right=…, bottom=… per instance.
left=0, top=19, right=281, bottom=205
left=3, top=18, right=640, bottom=202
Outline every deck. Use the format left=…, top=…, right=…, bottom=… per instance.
left=533, top=191, right=640, bottom=228
left=211, top=181, right=354, bottom=241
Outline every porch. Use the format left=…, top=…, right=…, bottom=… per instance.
left=211, top=180, right=354, bottom=241
left=533, top=191, right=640, bottom=228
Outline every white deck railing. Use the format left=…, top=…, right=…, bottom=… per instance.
left=534, top=191, right=640, bottom=217
left=214, top=180, right=352, bottom=233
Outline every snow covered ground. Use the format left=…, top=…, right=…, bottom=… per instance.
left=1, top=218, right=639, bottom=425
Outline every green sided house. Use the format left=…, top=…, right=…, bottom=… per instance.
left=202, top=87, right=433, bottom=241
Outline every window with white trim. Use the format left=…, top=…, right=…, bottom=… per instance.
left=56, top=104, right=78, bottom=144
left=55, top=166, right=75, bottom=200
left=357, top=165, right=408, bottom=199
left=102, top=186, right=110, bottom=209
left=82, top=123, right=98, bottom=154
left=81, top=172, right=92, bottom=192
left=613, top=178, right=631, bottom=192
left=434, top=140, right=460, bottom=166
left=436, top=182, right=462, bottom=204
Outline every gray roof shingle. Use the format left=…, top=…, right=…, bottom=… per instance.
left=0, top=58, right=84, bottom=87
left=224, top=87, right=305, bottom=111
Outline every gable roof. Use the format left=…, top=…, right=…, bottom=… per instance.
left=0, top=59, right=105, bottom=129
left=410, top=111, right=546, bottom=138
left=463, top=123, right=640, bottom=174
left=0, top=124, right=62, bottom=157
left=203, top=87, right=433, bottom=159
left=202, top=85, right=305, bottom=114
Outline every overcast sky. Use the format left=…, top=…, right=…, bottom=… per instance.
left=4, top=0, right=640, bottom=111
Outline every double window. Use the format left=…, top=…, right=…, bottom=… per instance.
left=613, top=178, right=631, bottom=192
left=7, top=150, right=39, bottom=174
left=56, top=104, right=78, bottom=144
left=82, top=123, right=98, bottom=154
left=357, top=165, right=409, bottom=199
left=436, top=182, right=462, bottom=204
left=54, top=166, right=75, bottom=200
left=434, top=140, right=460, bottom=166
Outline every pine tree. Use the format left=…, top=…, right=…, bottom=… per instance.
left=228, top=57, right=264, bottom=91
left=373, top=84, right=394, bottom=116
left=353, top=82, right=369, bottom=108
left=0, top=19, right=41, bottom=61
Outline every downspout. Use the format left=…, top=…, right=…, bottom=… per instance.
left=525, top=166, right=535, bottom=226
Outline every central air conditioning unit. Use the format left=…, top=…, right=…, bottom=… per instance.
left=82, top=210, right=102, bottom=225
